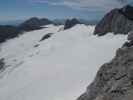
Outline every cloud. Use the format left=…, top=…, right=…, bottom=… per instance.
left=30, top=0, right=131, bottom=12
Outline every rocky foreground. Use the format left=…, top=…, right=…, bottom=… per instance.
left=77, top=41, right=133, bottom=100
left=77, top=5, right=133, bottom=100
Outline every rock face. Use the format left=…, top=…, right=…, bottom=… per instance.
left=64, top=18, right=81, bottom=30
left=94, top=5, right=133, bottom=36
left=0, top=25, right=21, bottom=43
left=77, top=39, right=133, bottom=100
left=121, top=5, right=133, bottom=20
left=0, top=58, right=5, bottom=71
left=0, top=17, right=54, bottom=44
left=123, top=31, right=133, bottom=47
left=39, top=33, right=54, bottom=42
left=77, top=5, right=133, bottom=100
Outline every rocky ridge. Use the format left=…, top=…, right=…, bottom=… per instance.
left=77, top=5, right=133, bottom=100
left=19, top=17, right=53, bottom=31
left=0, top=17, right=53, bottom=43
left=94, top=5, right=133, bottom=36
left=0, top=25, right=21, bottom=43
left=64, top=18, right=81, bottom=30
left=77, top=45, right=133, bottom=100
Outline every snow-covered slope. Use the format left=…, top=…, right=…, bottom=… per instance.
left=0, top=24, right=127, bottom=100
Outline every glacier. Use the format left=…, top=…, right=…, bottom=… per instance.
left=0, top=24, right=127, bottom=100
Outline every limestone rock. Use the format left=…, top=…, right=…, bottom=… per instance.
left=64, top=18, right=81, bottom=30
left=94, top=5, right=133, bottom=36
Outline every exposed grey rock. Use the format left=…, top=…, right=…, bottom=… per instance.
left=64, top=18, right=81, bottom=30
left=122, top=41, right=133, bottom=48
left=78, top=6, right=133, bottom=99
left=19, top=17, right=53, bottom=31
left=0, top=17, right=54, bottom=44
left=0, top=58, right=5, bottom=71
left=128, top=31, right=133, bottom=41
left=94, top=5, right=133, bottom=36
left=39, top=33, right=54, bottom=42
left=77, top=40, right=133, bottom=100
left=77, top=45, right=133, bottom=100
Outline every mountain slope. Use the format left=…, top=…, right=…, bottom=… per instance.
left=77, top=32, right=133, bottom=100
left=94, top=5, right=133, bottom=36
left=78, top=5, right=133, bottom=100
left=0, top=24, right=127, bottom=100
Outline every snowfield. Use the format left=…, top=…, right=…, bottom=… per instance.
left=0, top=24, right=127, bottom=100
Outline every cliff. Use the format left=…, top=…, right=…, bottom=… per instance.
left=77, top=5, right=133, bottom=100
left=94, top=5, right=133, bottom=36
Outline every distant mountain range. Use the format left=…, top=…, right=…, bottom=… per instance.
left=0, top=17, right=99, bottom=43
left=0, top=18, right=99, bottom=26
left=0, top=17, right=53, bottom=43
left=1, top=4, right=133, bottom=100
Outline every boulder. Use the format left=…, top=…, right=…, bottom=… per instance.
left=0, top=17, right=53, bottom=44
left=120, top=5, right=133, bottom=20
left=77, top=5, right=133, bottom=100
left=122, top=31, right=133, bottom=47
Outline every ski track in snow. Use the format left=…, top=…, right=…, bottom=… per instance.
left=0, top=24, right=127, bottom=100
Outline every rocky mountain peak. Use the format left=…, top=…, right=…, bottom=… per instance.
left=0, top=17, right=54, bottom=44
left=77, top=5, right=133, bottom=100
left=120, top=4, right=133, bottom=20
left=19, top=17, right=53, bottom=31
left=94, top=5, right=133, bottom=36
left=64, top=18, right=81, bottom=30
left=78, top=30, right=133, bottom=100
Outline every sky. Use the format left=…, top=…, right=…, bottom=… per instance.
left=0, top=0, right=132, bottom=21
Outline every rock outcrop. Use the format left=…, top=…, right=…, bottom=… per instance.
left=77, top=5, right=133, bottom=100
left=120, top=5, right=133, bottom=20
left=0, top=58, right=5, bottom=71
left=77, top=34, right=133, bottom=100
left=0, top=17, right=54, bottom=44
left=94, top=5, right=133, bottom=36
left=39, top=33, right=54, bottom=42
left=123, top=31, right=133, bottom=47
left=64, top=18, right=81, bottom=30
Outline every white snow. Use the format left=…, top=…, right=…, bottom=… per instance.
left=0, top=24, right=127, bottom=100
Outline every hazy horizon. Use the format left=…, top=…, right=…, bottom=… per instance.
left=0, top=0, right=132, bottom=22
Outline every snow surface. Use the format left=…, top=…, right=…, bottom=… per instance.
left=0, top=24, right=127, bottom=100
